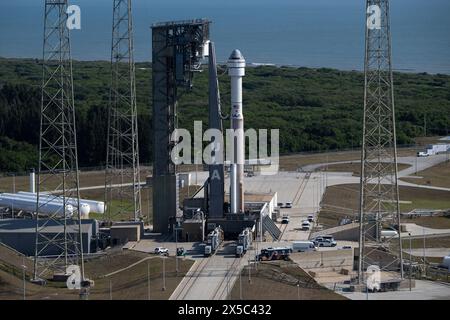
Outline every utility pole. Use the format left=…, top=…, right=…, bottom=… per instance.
left=358, top=0, right=403, bottom=284
left=105, top=0, right=142, bottom=223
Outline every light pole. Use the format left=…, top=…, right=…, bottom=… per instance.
left=423, top=226, right=426, bottom=271
left=297, top=283, right=300, bottom=300
left=409, top=232, right=412, bottom=291
left=248, top=259, right=251, bottom=284
left=109, top=280, right=112, bottom=300
left=239, top=259, right=242, bottom=300
left=147, top=260, right=151, bottom=300
left=22, top=257, right=27, bottom=300
left=175, top=227, right=179, bottom=275
left=162, top=257, right=166, bottom=291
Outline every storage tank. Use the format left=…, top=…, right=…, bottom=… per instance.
left=6, top=192, right=89, bottom=216
left=18, top=192, right=103, bottom=214
left=0, top=194, right=73, bottom=216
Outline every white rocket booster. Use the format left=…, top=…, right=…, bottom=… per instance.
left=228, top=49, right=245, bottom=214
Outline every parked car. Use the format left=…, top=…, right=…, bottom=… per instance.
left=301, top=220, right=311, bottom=231
left=285, top=202, right=293, bottom=208
left=417, top=151, right=429, bottom=157
left=281, top=215, right=290, bottom=224
left=307, top=214, right=314, bottom=222
left=312, top=235, right=337, bottom=247
left=154, top=247, right=169, bottom=256
left=277, top=202, right=284, bottom=208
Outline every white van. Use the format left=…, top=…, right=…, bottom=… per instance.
left=380, top=228, right=398, bottom=239
left=292, top=241, right=317, bottom=252
left=301, top=220, right=311, bottom=231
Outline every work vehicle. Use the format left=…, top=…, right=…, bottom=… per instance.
left=236, top=228, right=253, bottom=257
left=417, top=144, right=449, bottom=157
left=154, top=247, right=169, bottom=256
left=258, top=247, right=292, bottom=261
left=292, top=241, right=317, bottom=252
left=204, top=227, right=224, bottom=256
left=301, top=220, right=311, bottom=231
left=176, top=247, right=186, bottom=256
left=307, top=214, right=314, bottom=222
left=281, top=215, right=290, bottom=224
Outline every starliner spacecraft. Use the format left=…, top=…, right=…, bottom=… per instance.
left=228, top=49, right=246, bottom=214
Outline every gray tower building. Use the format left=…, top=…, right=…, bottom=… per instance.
left=151, top=20, right=210, bottom=233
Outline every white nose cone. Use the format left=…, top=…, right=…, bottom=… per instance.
left=229, top=49, right=244, bottom=60
left=80, top=203, right=91, bottom=218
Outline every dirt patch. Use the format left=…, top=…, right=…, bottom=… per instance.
left=229, top=261, right=346, bottom=300
left=403, top=216, right=450, bottom=229
left=0, top=249, right=194, bottom=300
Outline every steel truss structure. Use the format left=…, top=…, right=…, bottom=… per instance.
left=34, top=0, right=85, bottom=281
left=358, top=0, right=403, bottom=283
left=105, top=0, right=142, bottom=223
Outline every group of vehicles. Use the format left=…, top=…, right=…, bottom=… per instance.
left=153, top=247, right=187, bottom=257
left=277, top=202, right=292, bottom=209
left=291, top=235, right=337, bottom=252
left=279, top=210, right=315, bottom=231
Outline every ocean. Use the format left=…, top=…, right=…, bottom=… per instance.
left=0, top=0, right=449, bottom=74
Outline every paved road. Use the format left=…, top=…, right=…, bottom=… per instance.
left=340, top=280, right=450, bottom=300
left=169, top=242, right=245, bottom=300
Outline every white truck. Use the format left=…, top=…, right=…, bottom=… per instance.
left=418, top=144, right=449, bottom=157
left=292, top=241, right=317, bottom=252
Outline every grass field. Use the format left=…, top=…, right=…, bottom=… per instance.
left=403, top=236, right=450, bottom=249
left=279, top=147, right=416, bottom=171
left=401, top=160, right=450, bottom=189
left=317, top=162, right=410, bottom=176
left=229, top=261, right=346, bottom=300
left=318, top=184, right=450, bottom=228
left=402, top=216, right=450, bottom=229
left=0, top=249, right=194, bottom=300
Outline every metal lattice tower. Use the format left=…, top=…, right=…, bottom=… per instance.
left=358, top=0, right=403, bottom=284
left=34, top=0, right=85, bottom=281
left=105, top=0, right=142, bottom=223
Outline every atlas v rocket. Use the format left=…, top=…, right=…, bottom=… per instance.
left=228, top=49, right=245, bottom=214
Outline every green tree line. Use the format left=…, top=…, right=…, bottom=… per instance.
left=0, top=58, right=449, bottom=173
